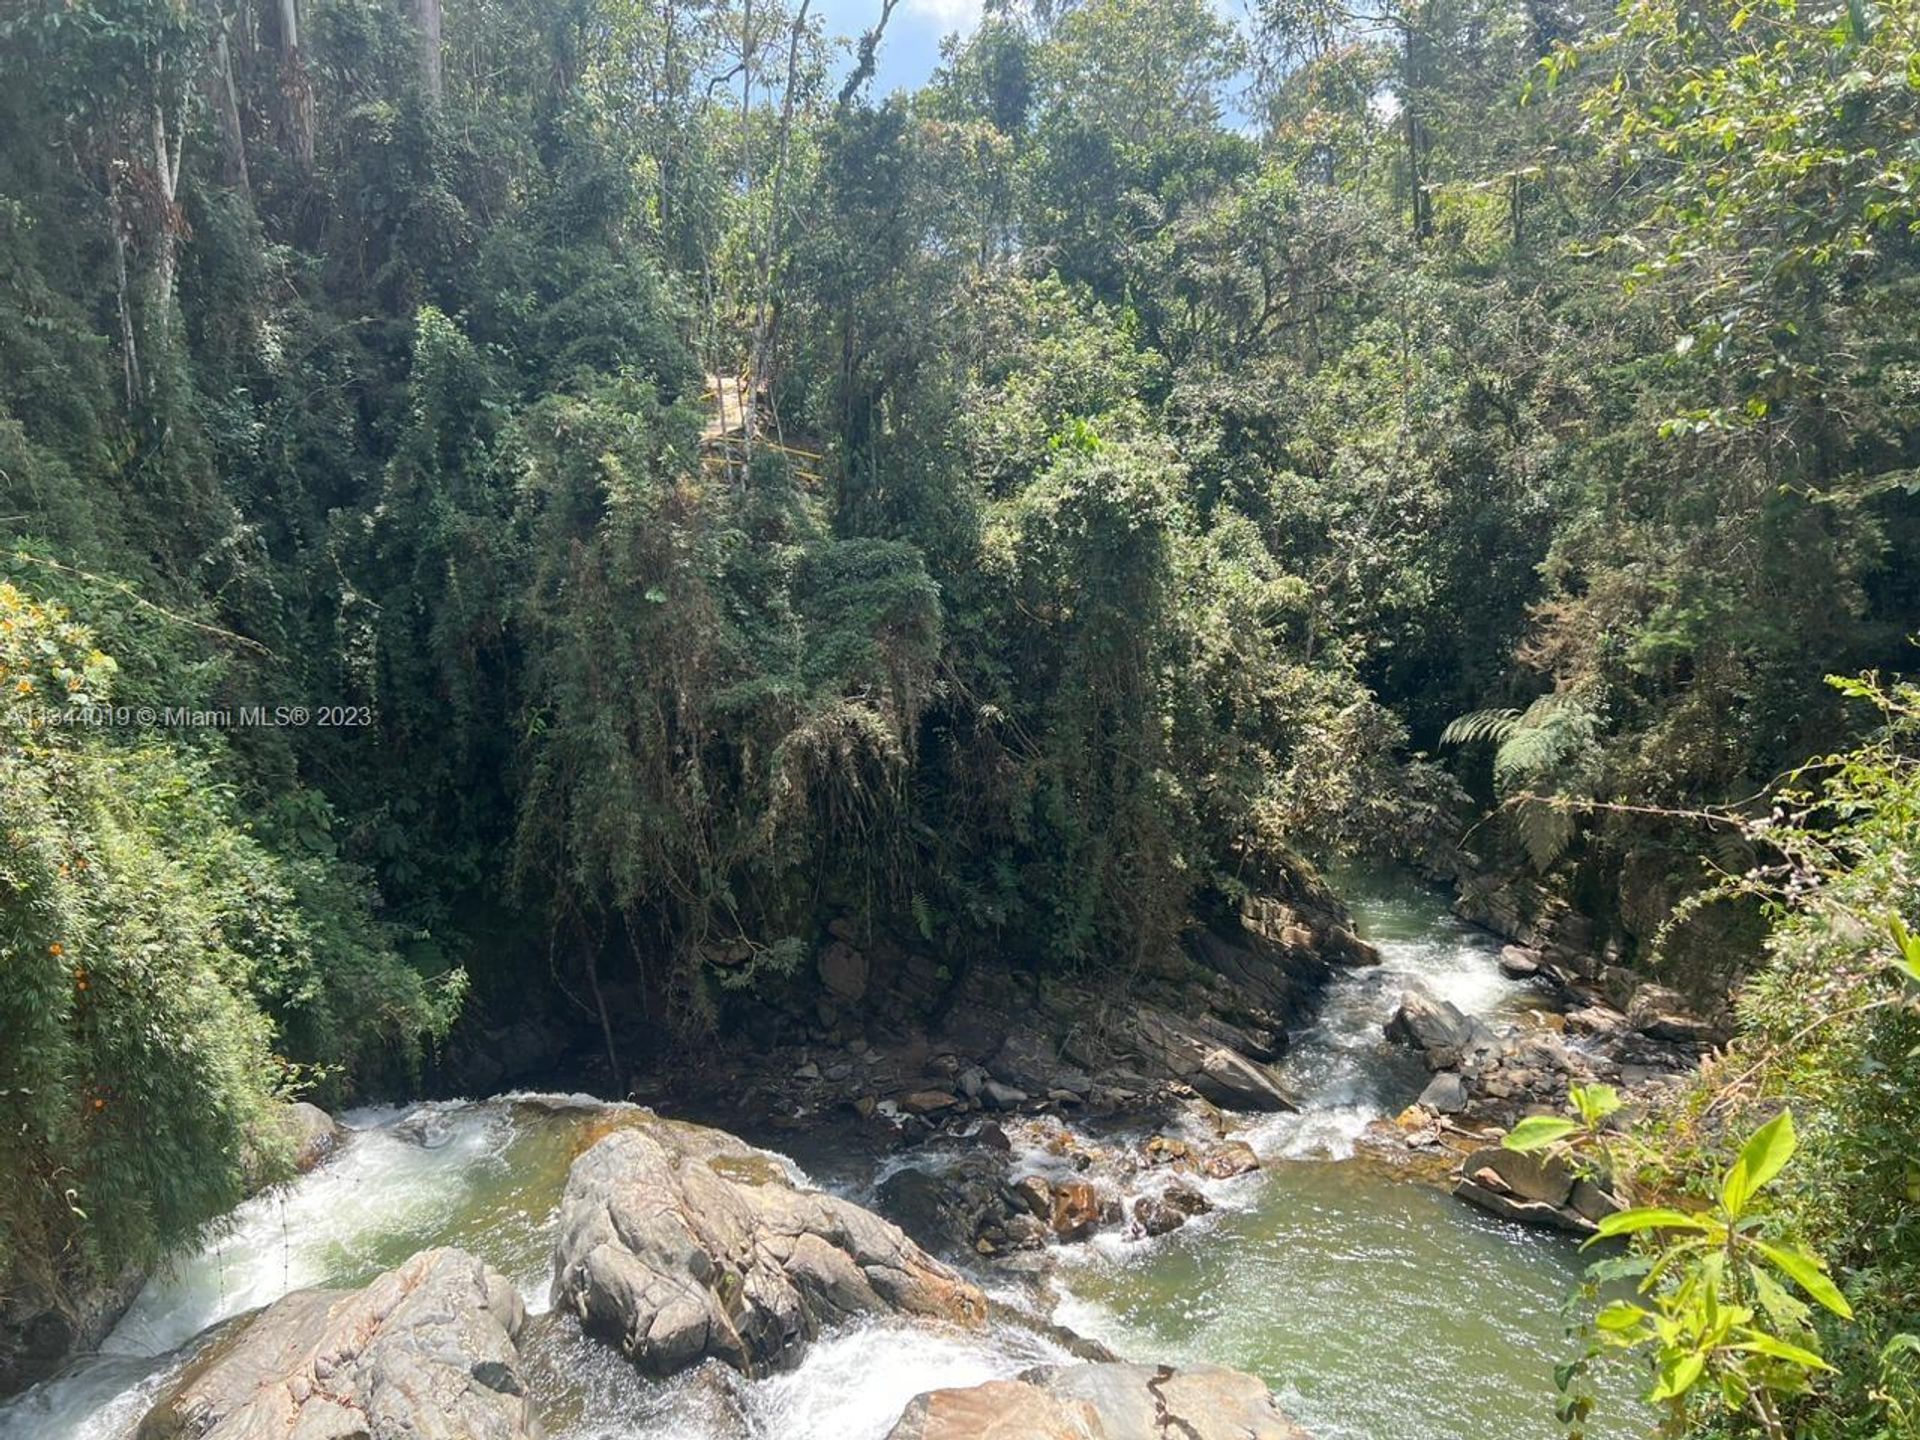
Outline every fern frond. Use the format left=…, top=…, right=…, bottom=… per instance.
left=1441, top=707, right=1523, bottom=748
left=1514, top=795, right=1576, bottom=872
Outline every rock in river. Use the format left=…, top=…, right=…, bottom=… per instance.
left=886, top=1361, right=1311, bottom=1440
left=1384, top=990, right=1492, bottom=1070
left=137, top=1247, right=536, bottom=1440
left=551, top=1117, right=985, bottom=1377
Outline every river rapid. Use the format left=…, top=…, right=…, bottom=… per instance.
left=0, top=870, right=1642, bottom=1440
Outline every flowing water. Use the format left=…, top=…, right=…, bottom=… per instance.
left=1042, top=866, right=1644, bottom=1440
left=0, top=869, right=1643, bottom=1440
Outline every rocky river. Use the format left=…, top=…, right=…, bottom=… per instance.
left=0, top=871, right=1654, bottom=1440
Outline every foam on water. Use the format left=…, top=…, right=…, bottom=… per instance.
left=103, top=1100, right=521, bottom=1358
left=1240, top=872, right=1524, bottom=1161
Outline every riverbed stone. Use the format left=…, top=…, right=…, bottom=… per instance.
left=1498, top=945, right=1542, bottom=979
left=1458, top=1145, right=1575, bottom=1208
left=885, top=1362, right=1310, bottom=1440
left=137, top=1247, right=536, bottom=1440
left=1625, top=984, right=1714, bottom=1043
left=1417, top=1071, right=1469, bottom=1114
left=899, top=1089, right=962, bottom=1115
left=1131, top=1186, right=1210, bottom=1237
left=1199, top=1140, right=1261, bottom=1179
left=278, top=1102, right=345, bottom=1173
left=1190, top=1047, right=1300, bottom=1112
left=1385, top=990, right=1488, bottom=1069
left=885, top=1379, right=1101, bottom=1439
left=1048, top=1180, right=1106, bottom=1241
left=551, top=1119, right=985, bottom=1378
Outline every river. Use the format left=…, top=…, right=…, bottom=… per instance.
left=0, top=870, right=1642, bottom=1439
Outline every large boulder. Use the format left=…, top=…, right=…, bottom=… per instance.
left=1384, top=991, right=1491, bottom=1070
left=137, top=1247, right=536, bottom=1440
left=886, top=1379, right=1099, bottom=1440
left=551, top=1118, right=985, bottom=1378
left=0, top=1263, right=145, bottom=1401
left=1127, top=1008, right=1298, bottom=1111
left=1625, top=984, right=1714, bottom=1044
left=1452, top=1145, right=1619, bottom=1236
left=1191, top=1048, right=1299, bottom=1112
left=886, top=1362, right=1310, bottom=1440
left=817, top=941, right=869, bottom=1003
left=279, top=1102, right=345, bottom=1173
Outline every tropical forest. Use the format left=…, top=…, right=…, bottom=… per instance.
left=0, top=0, right=1916, bottom=1432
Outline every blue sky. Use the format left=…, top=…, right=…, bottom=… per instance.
left=810, top=0, right=982, bottom=99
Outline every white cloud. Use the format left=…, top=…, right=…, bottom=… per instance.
left=903, top=0, right=985, bottom=35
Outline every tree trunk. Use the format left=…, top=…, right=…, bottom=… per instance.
left=106, top=168, right=141, bottom=407
left=205, top=22, right=251, bottom=196
left=746, top=0, right=811, bottom=458
left=1402, top=19, right=1431, bottom=242
left=148, top=80, right=185, bottom=341
left=275, top=0, right=316, bottom=173
left=413, top=0, right=444, bottom=102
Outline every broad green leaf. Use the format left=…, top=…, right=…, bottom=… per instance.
left=1731, top=1332, right=1833, bottom=1372
left=1751, top=1265, right=1811, bottom=1330
left=1755, top=1241, right=1855, bottom=1319
left=1722, top=1110, right=1796, bottom=1217
left=1651, top=1349, right=1707, bottom=1401
left=1504, top=1115, right=1579, bottom=1152
left=1571, top=1083, right=1621, bottom=1125
left=1590, top=1206, right=1712, bottom=1240
left=1595, top=1300, right=1651, bottom=1333
left=1891, top=918, right=1920, bottom=984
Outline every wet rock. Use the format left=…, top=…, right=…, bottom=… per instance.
left=1417, top=1071, right=1469, bottom=1114
left=886, top=1362, right=1311, bottom=1440
left=1452, top=1178, right=1596, bottom=1235
left=1458, top=1145, right=1574, bottom=1208
left=138, top=1248, right=536, bottom=1440
left=1498, top=946, right=1542, bottom=980
left=1141, top=1134, right=1194, bottom=1168
left=1384, top=991, right=1490, bottom=1070
left=391, top=1105, right=456, bottom=1149
left=898, top=1089, right=961, bottom=1115
left=277, top=1102, right=345, bottom=1174
left=884, top=1378, right=1099, bottom=1439
left=0, top=1263, right=145, bottom=1401
left=1131, top=1186, right=1211, bottom=1238
left=1452, top=1144, right=1605, bottom=1235
left=877, top=1163, right=1008, bottom=1258
left=552, top=1120, right=985, bottom=1377
left=975, top=1121, right=1013, bottom=1153
left=980, top=1080, right=1029, bottom=1110
left=1009, top=1175, right=1053, bottom=1220
left=1198, top=1140, right=1261, bottom=1180
left=1569, top=1176, right=1623, bottom=1225
left=1048, top=1181, right=1106, bottom=1241
left=1190, top=1048, right=1299, bottom=1112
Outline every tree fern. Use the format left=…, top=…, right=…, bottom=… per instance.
left=1443, top=693, right=1600, bottom=871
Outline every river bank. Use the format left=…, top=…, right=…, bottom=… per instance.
left=0, top=869, right=1657, bottom=1440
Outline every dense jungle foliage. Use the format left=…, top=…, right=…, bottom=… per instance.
left=0, top=0, right=1916, bottom=1426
